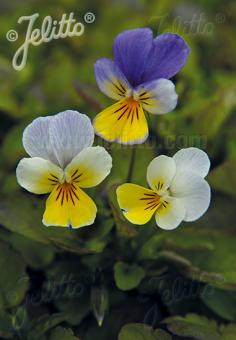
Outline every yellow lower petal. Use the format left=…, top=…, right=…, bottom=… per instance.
left=116, top=183, right=160, bottom=225
left=43, top=183, right=97, bottom=228
left=93, top=97, right=148, bottom=144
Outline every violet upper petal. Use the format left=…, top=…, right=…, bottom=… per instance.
left=113, top=28, right=153, bottom=87
left=142, top=33, right=190, bottom=82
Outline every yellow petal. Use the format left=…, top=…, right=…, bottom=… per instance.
left=43, top=183, right=97, bottom=228
left=16, top=157, right=64, bottom=194
left=93, top=97, right=148, bottom=144
left=65, top=146, right=112, bottom=188
left=116, top=183, right=160, bottom=225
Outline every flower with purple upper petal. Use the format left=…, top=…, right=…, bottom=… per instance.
left=93, top=28, right=189, bottom=144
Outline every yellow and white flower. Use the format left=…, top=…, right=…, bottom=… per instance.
left=116, top=148, right=211, bottom=230
left=16, top=110, right=112, bottom=229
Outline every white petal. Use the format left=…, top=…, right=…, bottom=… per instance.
left=49, top=110, right=94, bottom=169
left=146, top=155, right=176, bottom=194
left=65, top=146, right=112, bottom=188
left=16, top=157, right=64, bottom=194
left=155, top=196, right=185, bottom=230
left=23, top=116, right=58, bottom=164
left=135, top=79, right=178, bottom=114
left=170, top=170, right=211, bottom=221
left=94, top=58, right=131, bottom=100
left=173, top=147, right=210, bottom=178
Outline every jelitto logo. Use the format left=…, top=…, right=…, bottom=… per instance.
left=6, top=12, right=95, bottom=71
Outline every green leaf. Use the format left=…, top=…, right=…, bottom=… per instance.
left=0, top=313, right=14, bottom=339
left=49, top=326, right=80, bottom=340
left=0, top=194, right=52, bottom=245
left=163, top=314, right=220, bottom=339
left=219, top=324, right=236, bottom=340
left=114, top=262, right=145, bottom=291
left=143, top=226, right=236, bottom=290
left=12, top=305, right=30, bottom=339
left=79, top=216, right=114, bottom=252
left=45, top=259, right=91, bottom=326
left=192, top=84, right=236, bottom=139
left=109, top=144, right=155, bottom=185
left=208, top=159, right=236, bottom=199
left=153, top=329, right=172, bottom=340
left=1, top=123, right=26, bottom=168
left=0, top=57, right=19, bottom=116
left=0, top=193, right=96, bottom=254
left=138, top=233, right=170, bottom=260
left=118, top=323, right=172, bottom=340
left=84, top=238, right=107, bottom=252
left=0, top=240, right=29, bottom=311
left=9, top=234, right=55, bottom=269
left=163, top=313, right=236, bottom=340
left=55, top=294, right=90, bottom=327
left=27, top=313, right=67, bottom=339
left=201, top=288, right=236, bottom=321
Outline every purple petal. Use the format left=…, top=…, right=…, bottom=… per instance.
left=94, top=58, right=131, bottom=100
left=142, top=33, right=190, bottom=82
left=113, top=28, right=153, bottom=87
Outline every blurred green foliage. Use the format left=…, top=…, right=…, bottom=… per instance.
left=0, top=0, right=236, bottom=339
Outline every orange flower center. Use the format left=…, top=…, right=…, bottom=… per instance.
left=55, top=182, right=80, bottom=206
left=125, top=96, right=140, bottom=109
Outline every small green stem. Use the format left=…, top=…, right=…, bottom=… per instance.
left=126, top=147, right=136, bottom=182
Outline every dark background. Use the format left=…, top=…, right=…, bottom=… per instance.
left=0, top=0, right=236, bottom=339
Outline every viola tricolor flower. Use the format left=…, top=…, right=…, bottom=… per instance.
left=16, top=110, right=112, bottom=228
left=117, top=148, right=211, bottom=230
left=93, top=28, right=189, bottom=144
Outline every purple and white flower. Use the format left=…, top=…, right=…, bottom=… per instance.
left=93, top=28, right=189, bottom=144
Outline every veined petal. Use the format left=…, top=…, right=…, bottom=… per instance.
left=93, top=97, right=148, bottom=144
left=116, top=183, right=160, bottom=225
left=16, top=157, right=64, bottom=194
left=43, top=183, right=97, bottom=228
left=170, top=170, right=211, bottom=221
left=94, top=58, right=131, bottom=100
left=143, top=33, right=190, bottom=82
left=147, top=155, right=176, bottom=194
left=49, top=110, right=94, bottom=169
left=113, top=28, right=153, bottom=87
left=23, top=116, right=58, bottom=164
left=155, top=196, right=185, bottom=230
left=173, top=147, right=210, bottom=178
left=65, top=146, right=112, bottom=188
left=23, top=111, right=94, bottom=168
left=135, top=79, right=178, bottom=114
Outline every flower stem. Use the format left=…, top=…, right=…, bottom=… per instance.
left=126, top=147, right=136, bottom=182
